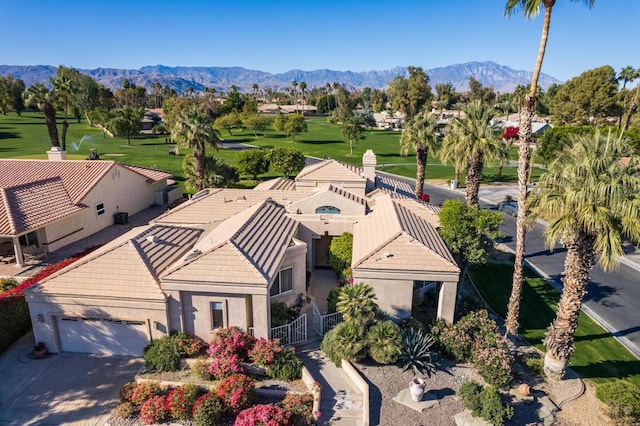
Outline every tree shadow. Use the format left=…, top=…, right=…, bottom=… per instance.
left=525, top=247, right=567, bottom=259
left=0, top=131, right=19, bottom=140
left=299, top=139, right=343, bottom=145
left=584, top=280, right=619, bottom=305
left=571, top=359, right=640, bottom=381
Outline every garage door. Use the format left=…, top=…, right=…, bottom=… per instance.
left=57, top=316, right=149, bottom=356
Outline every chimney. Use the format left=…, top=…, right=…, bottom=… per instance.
left=47, top=146, right=67, bottom=161
left=362, top=149, right=376, bottom=193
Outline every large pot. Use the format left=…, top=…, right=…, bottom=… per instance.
left=409, top=377, right=426, bottom=402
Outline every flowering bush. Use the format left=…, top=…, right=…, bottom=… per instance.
left=166, top=384, right=202, bottom=420
left=431, top=310, right=513, bottom=388
left=139, top=395, right=168, bottom=424
left=281, top=392, right=314, bottom=425
left=234, top=404, right=290, bottom=426
left=192, top=393, right=228, bottom=426
left=209, top=353, right=243, bottom=378
left=502, top=126, right=519, bottom=140
left=114, top=402, right=136, bottom=419
left=119, top=381, right=137, bottom=402
left=172, top=332, right=206, bottom=357
left=192, top=358, right=214, bottom=381
left=217, top=373, right=256, bottom=413
left=208, top=326, right=256, bottom=361
left=249, top=337, right=282, bottom=367
left=130, top=381, right=163, bottom=406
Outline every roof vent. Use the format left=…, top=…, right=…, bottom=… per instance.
left=236, top=195, right=246, bottom=202
left=184, top=249, right=201, bottom=261
left=192, top=189, right=209, bottom=200
left=146, top=235, right=158, bottom=244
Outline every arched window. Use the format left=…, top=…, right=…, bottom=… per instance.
left=315, top=206, right=341, bottom=214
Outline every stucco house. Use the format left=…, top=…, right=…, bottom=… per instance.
left=0, top=154, right=181, bottom=267
left=26, top=150, right=460, bottom=356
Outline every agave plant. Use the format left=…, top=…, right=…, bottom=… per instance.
left=399, top=327, right=437, bottom=377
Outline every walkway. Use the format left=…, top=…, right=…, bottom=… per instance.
left=298, top=269, right=363, bottom=425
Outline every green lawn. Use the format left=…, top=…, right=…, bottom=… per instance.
left=0, top=113, right=545, bottom=190
left=470, top=263, right=640, bottom=387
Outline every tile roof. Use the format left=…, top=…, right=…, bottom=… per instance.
left=28, top=224, right=201, bottom=299
left=0, top=177, right=85, bottom=235
left=0, top=159, right=172, bottom=235
left=253, top=177, right=296, bottom=191
left=328, top=184, right=366, bottom=206
left=353, top=195, right=458, bottom=273
left=154, top=188, right=307, bottom=226
left=373, top=174, right=415, bottom=198
left=163, top=199, right=298, bottom=285
left=296, top=160, right=365, bottom=183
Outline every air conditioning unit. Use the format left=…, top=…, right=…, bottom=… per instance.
left=113, top=212, right=129, bottom=225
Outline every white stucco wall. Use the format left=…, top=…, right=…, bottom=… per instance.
left=268, top=240, right=307, bottom=306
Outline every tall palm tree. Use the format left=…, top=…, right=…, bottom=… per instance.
left=291, top=80, right=298, bottom=113
left=442, top=101, right=504, bottom=207
left=400, top=109, right=440, bottom=198
left=504, top=0, right=595, bottom=338
left=528, top=132, right=640, bottom=378
left=300, top=81, right=307, bottom=117
left=26, top=83, right=60, bottom=148
left=52, top=75, right=73, bottom=151
left=172, top=105, right=221, bottom=190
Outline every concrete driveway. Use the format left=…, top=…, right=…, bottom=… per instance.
left=0, top=332, right=144, bottom=426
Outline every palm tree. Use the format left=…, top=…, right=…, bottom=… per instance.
left=300, top=81, right=307, bottom=117
left=504, top=0, right=595, bottom=338
left=52, top=75, right=73, bottom=151
left=618, top=65, right=639, bottom=90
left=291, top=80, right=298, bottom=113
left=528, top=132, right=640, bottom=378
left=336, top=283, right=378, bottom=325
left=442, top=101, right=504, bottom=207
left=25, top=83, right=60, bottom=148
left=172, top=105, right=221, bottom=190
left=400, top=109, right=440, bottom=198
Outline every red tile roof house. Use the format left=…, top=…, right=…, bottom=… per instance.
left=25, top=150, right=460, bottom=356
left=0, top=154, right=181, bottom=268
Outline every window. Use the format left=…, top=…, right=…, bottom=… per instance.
left=210, top=301, right=224, bottom=330
left=413, top=280, right=440, bottom=291
left=96, top=202, right=106, bottom=216
left=315, top=206, right=341, bottom=214
left=270, top=267, right=293, bottom=296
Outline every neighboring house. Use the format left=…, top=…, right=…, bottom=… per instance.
left=498, top=120, right=552, bottom=135
left=141, top=108, right=164, bottom=132
left=26, top=150, right=460, bottom=356
left=257, top=104, right=318, bottom=114
left=0, top=155, right=181, bottom=266
left=373, top=111, right=405, bottom=129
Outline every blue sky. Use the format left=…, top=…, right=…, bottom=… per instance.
left=0, top=0, right=637, bottom=83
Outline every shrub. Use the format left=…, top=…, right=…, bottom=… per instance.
left=130, top=381, right=163, bottom=406
left=209, top=353, right=243, bottom=378
left=523, top=355, right=544, bottom=378
left=266, top=347, right=303, bottom=381
left=431, top=310, right=513, bottom=388
left=234, top=403, right=290, bottom=426
left=281, top=392, right=314, bottom=425
left=329, top=232, right=353, bottom=276
left=327, top=287, right=341, bottom=314
left=236, top=148, right=270, bottom=178
left=399, top=327, right=437, bottom=376
left=119, top=381, right=137, bottom=402
left=114, top=402, right=136, bottom=419
left=459, top=381, right=513, bottom=426
left=192, top=393, right=228, bottom=426
left=217, top=373, right=256, bottom=413
left=166, top=384, right=202, bottom=420
left=139, top=395, right=168, bottom=425
left=143, top=336, right=181, bottom=372
left=596, top=380, right=640, bottom=421
left=321, top=321, right=367, bottom=366
left=367, top=320, right=402, bottom=364
left=336, top=284, right=378, bottom=325
left=271, top=302, right=296, bottom=327
left=0, top=277, right=18, bottom=293
left=192, top=358, right=215, bottom=381
left=208, top=326, right=256, bottom=362
left=249, top=337, right=282, bottom=367
left=172, top=332, right=206, bottom=357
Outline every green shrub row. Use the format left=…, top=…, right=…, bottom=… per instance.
left=596, top=380, right=640, bottom=422
left=0, top=297, right=31, bottom=353
left=459, top=381, right=514, bottom=425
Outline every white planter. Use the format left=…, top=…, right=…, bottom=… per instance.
left=409, top=377, right=426, bottom=402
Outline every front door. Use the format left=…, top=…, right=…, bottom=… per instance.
left=313, top=235, right=332, bottom=268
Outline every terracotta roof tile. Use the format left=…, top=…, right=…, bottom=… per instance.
left=0, top=177, right=85, bottom=235
left=253, top=177, right=296, bottom=191
left=296, top=160, right=365, bottom=183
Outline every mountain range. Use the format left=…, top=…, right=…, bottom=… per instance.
left=0, top=61, right=561, bottom=94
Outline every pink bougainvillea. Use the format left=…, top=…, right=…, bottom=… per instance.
left=234, top=403, right=290, bottom=426
left=217, top=373, right=256, bottom=413
left=249, top=337, right=282, bottom=367
left=208, top=326, right=256, bottom=361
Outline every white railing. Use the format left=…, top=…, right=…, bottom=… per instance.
left=311, top=302, right=343, bottom=337
left=270, top=314, right=307, bottom=345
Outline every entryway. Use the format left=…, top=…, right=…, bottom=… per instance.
left=313, top=235, right=333, bottom=268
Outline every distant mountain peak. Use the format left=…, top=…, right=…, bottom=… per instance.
left=0, top=62, right=561, bottom=94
